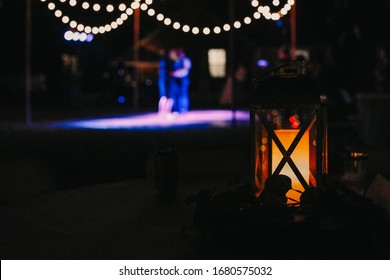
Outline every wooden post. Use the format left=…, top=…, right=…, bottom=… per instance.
left=133, top=7, right=140, bottom=111
left=290, top=1, right=297, bottom=60
left=229, top=0, right=236, bottom=126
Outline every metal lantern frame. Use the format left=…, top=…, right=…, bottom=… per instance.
left=250, top=61, right=328, bottom=201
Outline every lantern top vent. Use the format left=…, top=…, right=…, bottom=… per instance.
left=252, top=60, right=323, bottom=105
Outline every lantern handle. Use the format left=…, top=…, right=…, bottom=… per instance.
left=253, top=60, right=307, bottom=84
left=253, top=63, right=289, bottom=83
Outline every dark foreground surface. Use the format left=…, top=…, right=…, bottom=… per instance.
left=1, top=112, right=390, bottom=260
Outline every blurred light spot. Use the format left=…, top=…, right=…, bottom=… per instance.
left=257, top=59, right=269, bottom=68
left=118, top=96, right=126, bottom=104
left=145, top=79, right=152, bottom=86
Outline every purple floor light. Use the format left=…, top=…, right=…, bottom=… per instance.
left=57, top=110, right=250, bottom=130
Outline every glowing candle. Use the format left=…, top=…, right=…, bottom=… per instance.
left=272, top=129, right=309, bottom=203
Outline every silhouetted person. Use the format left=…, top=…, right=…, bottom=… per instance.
left=258, top=174, right=292, bottom=205
left=157, top=49, right=173, bottom=116
left=166, top=48, right=192, bottom=117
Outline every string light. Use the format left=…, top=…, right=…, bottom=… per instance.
left=156, top=13, right=164, bottom=21
left=77, top=23, right=84, bottom=31
left=147, top=9, right=155, bottom=16
left=64, top=30, right=94, bottom=42
left=244, top=17, right=252, bottom=24
left=182, top=25, right=190, bottom=33
left=69, top=20, right=77, bottom=28
left=118, top=3, right=126, bottom=12
left=40, top=0, right=295, bottom=37
left=92, top=4, right=100, bottom=12
left=251, top=0, right=259, bottom=7
left=253, top=12, right=261, bottom=19
left=126, top=8, right=134, bottom=15
left=173, top=22, right=181, bottom=30
left=140, top=4, right=148, bottom=11
left=43, top=1, right=144, bottom=35
left=142, top=0, right=294, bottom=36
left=53, top=0, right=133, bottom=13
left=163, top=18, right=172, bottom=26
left=61, top=16, right=69, bottom=24
left=121, top=13, right=128, bottom=21
left=48, top=2, right=56, bottom=10
left=130, top=1, right=140, bottom=9
left=106, top=4, right=114, bottom=13
left=192, top=27, right=200, bottom=35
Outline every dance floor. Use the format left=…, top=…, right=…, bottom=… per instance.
left=51, top=109, right=250, bottom=130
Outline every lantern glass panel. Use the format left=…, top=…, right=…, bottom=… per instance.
left=253, top=106, right=320, bottom=204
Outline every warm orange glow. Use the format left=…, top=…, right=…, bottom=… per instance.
left=272, top=129, right=309, bottom=203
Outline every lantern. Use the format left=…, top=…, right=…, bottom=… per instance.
left=250, top=61, right=328, bottom=204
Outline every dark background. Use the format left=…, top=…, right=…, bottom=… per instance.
left=1, top=0, right=390, bottom=114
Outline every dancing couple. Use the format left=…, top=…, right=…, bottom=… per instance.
left=158, top=48, right=192, bottom=119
